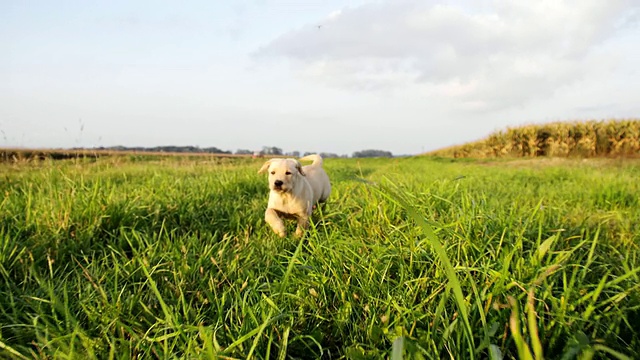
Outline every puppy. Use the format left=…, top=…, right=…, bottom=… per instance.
left=258, top=154, right=331, bottom=237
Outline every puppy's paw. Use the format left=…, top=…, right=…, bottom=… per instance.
left=267, top=222, right=286, bottom=237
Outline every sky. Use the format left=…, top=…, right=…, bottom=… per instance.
left=1, top=0, right=639, bottom=156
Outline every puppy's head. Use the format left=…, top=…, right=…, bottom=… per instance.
left=258, top=158, right=305, bottom=192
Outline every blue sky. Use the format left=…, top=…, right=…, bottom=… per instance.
left=2, top=0, right=639, bottom=155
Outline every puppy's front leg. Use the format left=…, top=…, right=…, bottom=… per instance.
left=294, top=214, right=309, bottom=237
left=265, top=208, right=286, bottom=237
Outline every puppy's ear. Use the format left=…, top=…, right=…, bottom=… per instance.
left=296, top=161, right=306, bottom=176
left=258, top=159, right=274, bottom=174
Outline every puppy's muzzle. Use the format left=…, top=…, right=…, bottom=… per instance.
left=273, top=180, right=284, bottom=190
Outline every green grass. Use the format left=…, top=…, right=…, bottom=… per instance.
left=1, top=156, right=639, bottom=359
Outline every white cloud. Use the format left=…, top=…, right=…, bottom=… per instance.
left=255, top=0, right=638, bottom=110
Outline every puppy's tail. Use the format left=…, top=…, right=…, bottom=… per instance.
left=299, top=154, right=323, bottom=167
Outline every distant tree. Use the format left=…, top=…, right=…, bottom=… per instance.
left=261, top=146, right=283, bottom=156
left=319, top=152, right=339, bottom=158
left=352, top=149, right=393, bottom=158
left=235, top=149, right=253, bottom=155
left=290, top=151, right=300, bottom=157
left=203, top=147, right=231, bottom=154
left=87, top=145, right=232, bottom=154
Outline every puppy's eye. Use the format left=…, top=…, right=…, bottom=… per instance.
left=285, top=171, right=291, bottom=175
left=270, top=171, right=275, bottom=175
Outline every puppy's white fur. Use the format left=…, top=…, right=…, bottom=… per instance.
left=258, top=154, right=331, bottom=237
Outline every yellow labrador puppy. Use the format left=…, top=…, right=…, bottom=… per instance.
left=258, top=154, right=331, bottom=237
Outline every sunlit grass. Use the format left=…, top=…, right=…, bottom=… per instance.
left=1, top=156, right=639, bottom=358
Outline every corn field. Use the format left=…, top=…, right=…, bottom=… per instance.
left=430, top=119, right=640, bottom=158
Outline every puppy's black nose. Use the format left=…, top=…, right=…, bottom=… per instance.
left=274, top=180, right=283, bottom=187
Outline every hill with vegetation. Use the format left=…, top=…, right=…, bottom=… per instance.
left=429, top=119, right=640, bottom=158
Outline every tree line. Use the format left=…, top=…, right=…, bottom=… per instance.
left=88, top=145, right=394, bottom=158
left=234, top=146, right=393, bottom=158
left=93, top=146, right=231, bottom=154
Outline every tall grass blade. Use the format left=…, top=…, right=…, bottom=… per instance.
left=526, top=289, right=543, bottom=360
left=508, top=296, right=534, bottom=360
left=392, top=336, right=404, bottom=360
left=591, top=344, right=632, bottom=360
left=376, top=183, right=476, bottom=358
left=0, top=340, right=28, bottom=360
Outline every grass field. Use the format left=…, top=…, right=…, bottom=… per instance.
left=1, top=155, right=639, bottom=359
